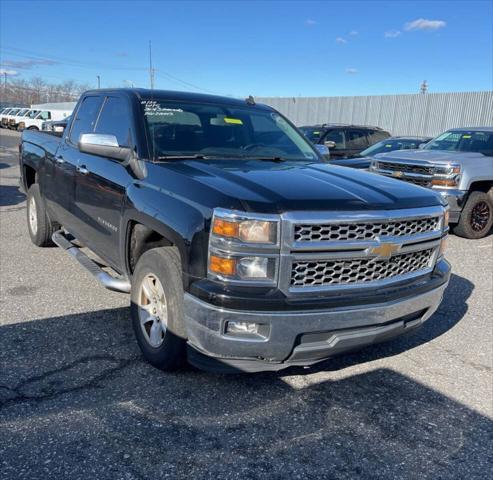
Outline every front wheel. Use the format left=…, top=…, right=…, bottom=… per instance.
left=130, top=247, right=186, bottom=370
left=454, top=191, right=493, bottom=239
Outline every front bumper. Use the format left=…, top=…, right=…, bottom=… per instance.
left=185, top=261, right=450, bottom=373
left=433, top=188, right=466, bottom=223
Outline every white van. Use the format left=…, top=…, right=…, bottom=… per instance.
left=1, top=108, right=23, bottom=128
left=18, top=109, right=72, bottom=131
left=8, top=108, right=37, bottom=129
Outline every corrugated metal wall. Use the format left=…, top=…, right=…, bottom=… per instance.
left=256, top=91, right=493, bottom=137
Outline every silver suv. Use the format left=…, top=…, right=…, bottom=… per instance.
left=369, top=127, right=493, bottom=239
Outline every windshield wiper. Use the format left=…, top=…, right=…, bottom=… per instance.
left=156, top=154, right=209, bottom=160
left=242, top=156, right=288, bottom=162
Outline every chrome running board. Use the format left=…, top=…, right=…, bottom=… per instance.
left=52, top=230, right=131, bottom=293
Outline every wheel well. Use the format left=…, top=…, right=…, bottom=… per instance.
left=469, top=180, right=493, bottom=194
left=24, top=165, right=36, bottom=189
left=128, top=222, right=174, bottom=274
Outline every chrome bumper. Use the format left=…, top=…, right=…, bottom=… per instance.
left=184, top=274, right=449, bottom=373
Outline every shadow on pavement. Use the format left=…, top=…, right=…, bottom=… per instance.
left=0, top=273, right=488, bottom=479
left=0, top=185, right=25, bottom=207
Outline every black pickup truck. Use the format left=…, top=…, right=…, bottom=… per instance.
left=20, top=89, right=451, bottom=373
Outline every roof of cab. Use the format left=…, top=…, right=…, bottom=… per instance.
left=82, top=88, right=272, bottom=110
left=447, top=126, right=493, bottom=132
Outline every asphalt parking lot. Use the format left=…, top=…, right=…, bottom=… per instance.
left=0, top=128, right=492, bottom=480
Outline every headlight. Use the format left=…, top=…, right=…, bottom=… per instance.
left=208, top=208, right=280, bottom=284
left=210, top=208, right=279, bottom=246
left=431, top=164, right=460, bottom=188
left=212, top=217, right=277, bottom=244
left=209, top=254, right=276, bottom=281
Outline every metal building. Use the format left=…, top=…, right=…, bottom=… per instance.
left=256, top=91, right=493, bottom=137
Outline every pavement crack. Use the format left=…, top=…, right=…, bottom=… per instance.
left=0, top=355, right=140, bottom=409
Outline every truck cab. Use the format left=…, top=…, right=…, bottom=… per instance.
left=20, top=89, right=451, bottom=373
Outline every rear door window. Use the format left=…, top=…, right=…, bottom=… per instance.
left=69, top=96, right=104, bottom=144
left=95, top=96, right=133, bottom=147
left=346, top=129, right=369, bottom=149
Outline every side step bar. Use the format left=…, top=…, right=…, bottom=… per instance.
left=52, top=230, right=131, bottom=293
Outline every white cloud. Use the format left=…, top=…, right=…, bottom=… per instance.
left=349, top=30, right=358, bottom=36
left=335, top=37, right=347, bottom=44
left=0, top=68, right=18, bottom=76
left=385, top=30, right=401, bottom=38
left=304, top=19, right=317, bottom=26
left=404, top=18, right=446, bottom=31
left=345, top=68, right=358, bottom=75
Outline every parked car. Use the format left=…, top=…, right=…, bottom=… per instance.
left=331, top=136, right=432, bottom=169
left=299, top=124, right=391, bottom=159
left=42, top=115, right=71, bottom=135
left=370, top=127, right=493, bottom=239
left=20, top=88, right=450, bottom=373
left=18, top=109, right=72, bottom=131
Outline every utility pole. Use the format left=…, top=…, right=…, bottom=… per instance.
left=149, top=40, right=155, bottom=89
left=4, top=72, right=7, bottom=89
left=97, top=75, right=101, bottom=89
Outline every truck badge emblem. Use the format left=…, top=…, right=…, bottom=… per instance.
left=370, top=242, right=401, bottom=260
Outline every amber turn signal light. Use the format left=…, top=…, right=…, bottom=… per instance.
left=212, top=218, right=239, bottom=238
left=209, top=255, right=236, bottom=276
left=431, top=178, right=458, bottom=187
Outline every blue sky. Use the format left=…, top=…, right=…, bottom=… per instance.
left=1, top=0, right=492, bottom=97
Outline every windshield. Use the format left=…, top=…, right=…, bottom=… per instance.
left=16, top=109, right=29, bottom=116
left=360, top=138, right=424, bottom=157
left=425, top=130, right=493, bottom=156
left=142, top=100, right=320, bottom=162
left=27, top=110, right=40, bottom=118
left=299, top=127, right=324, bottom=143
left=9, top=109, right=20, bottom=115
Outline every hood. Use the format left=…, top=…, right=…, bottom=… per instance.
left=375, top=149, right=484, bottom=165
left=153, top=159, right=443, bottom=214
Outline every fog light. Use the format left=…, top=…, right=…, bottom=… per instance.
left=226, top=321, right=260, bottom=335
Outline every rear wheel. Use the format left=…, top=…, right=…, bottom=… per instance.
left=130, top=247, right=186, bottom=370
left=454, top=191, right=493, bottom=239
left=27, top=126, right=39, bottom=131
left=26, top=184, right=55, bottom=247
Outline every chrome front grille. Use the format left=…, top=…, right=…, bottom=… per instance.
left=377, top=161, right=434, bottom=175
left=291, top=249, right=434, bottom=287
left=279, top=206, right=444, bottom=295
left=294, top=217, right=440, bottom=242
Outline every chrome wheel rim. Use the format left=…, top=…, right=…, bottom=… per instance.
left=138, top=274, right=167, bottom=347
left=29, top=196, right=38, bottom=235
left=471, top=201, right=490, bottom=232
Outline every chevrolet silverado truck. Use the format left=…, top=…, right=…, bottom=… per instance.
left=20, top=89, right=451, bottom=373
left=370, top=128, right=493, bottom=239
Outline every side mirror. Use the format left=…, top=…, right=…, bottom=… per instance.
left=315, top=144, right=330, bottom=158
left=324, top=140, right=336, bottom=149
left=79, top=133, right=131, bottom=161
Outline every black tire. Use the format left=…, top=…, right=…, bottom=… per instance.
left=454, top=191, right=493, bottom=239
left=26, top=184, right=56, bottom=247
left=27, top=126, right=39, bottom=131
left=130, top=247, right=186, bottom=370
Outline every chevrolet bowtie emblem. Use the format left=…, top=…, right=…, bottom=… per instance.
left=392, top=171, right=404, bottom=178
left=370, top=242, right=401, bottom=259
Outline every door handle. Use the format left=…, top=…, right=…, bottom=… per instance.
left=54, top=155, right=64, bottom=164
left=77, top=165, right=89, bottom=175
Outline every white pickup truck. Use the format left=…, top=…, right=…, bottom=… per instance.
left=18, top=109, right=72, bottom=131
